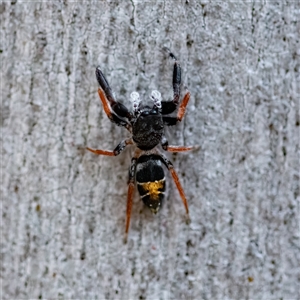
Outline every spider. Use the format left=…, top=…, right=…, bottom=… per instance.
left=87, top=50, right=196, bottom=241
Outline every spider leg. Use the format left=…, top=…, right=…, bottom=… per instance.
left=171, top=56, right=181, bottom=106
left=161, top=50, right=182, bottom=115
left=162, top=91, right=191, bottom=126
left=124, top=153, right=139, bottom=243
left=165, top=145, right=196, bottom=152
left=158, top=153, right=190, bottom=218
left=161, top=135, right=197, bottom=152
left=177, top=91, right=191, bottom=121
left=159, top=50, right=191, bottom=124
left=87, top=138, right=133, bottom=156
left=96, top=67, right=132, bottom=131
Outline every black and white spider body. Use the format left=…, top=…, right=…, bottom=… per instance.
left=87, top=50, right=196, bottom=240
left=130, top=92, right=164, bottom=151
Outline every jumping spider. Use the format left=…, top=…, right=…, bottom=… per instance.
left=87, top=50, right=196, bottom=240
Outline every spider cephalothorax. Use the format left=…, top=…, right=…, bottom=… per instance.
left=87, top=50, right=196, bottom=241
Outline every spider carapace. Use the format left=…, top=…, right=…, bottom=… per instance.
left=87, top=50, right=196, bottom=241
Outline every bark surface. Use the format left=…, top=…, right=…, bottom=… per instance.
left=2, top=1, right=299, bottom=299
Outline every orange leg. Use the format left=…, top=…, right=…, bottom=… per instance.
left=87, top=138, right=133, bottom=157
left=124, top=182, right=135, bottom=243
left=169, top=167, right=189, bottom=215
left=98, top=88, right=131, bottom=131
left=177, top=91, right=191, bottom=122
left=162, top=91, right=191, bottom=126
left=86, top=147, right=115, bottom=156
left=166, top=145, right=195, bottom=152
left=158, top=153, right=190, bottom=220
left=124, top=156, right=138, bottom=243
left=98, top=88, right=113, bottom=119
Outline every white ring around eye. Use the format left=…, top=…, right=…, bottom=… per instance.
left=150, top=90, right=162, bottom=108
left=130, top=91, right=141, bottom=110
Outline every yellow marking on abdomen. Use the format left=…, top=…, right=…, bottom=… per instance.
left=138, top=179, right=165, bottom=200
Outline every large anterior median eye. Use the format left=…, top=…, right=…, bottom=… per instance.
left=130, top=91, right=141, bottom=111
left=150, top=90, right=162, bottom=109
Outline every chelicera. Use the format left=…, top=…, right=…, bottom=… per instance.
left=87, top=50, right=196, bottom=240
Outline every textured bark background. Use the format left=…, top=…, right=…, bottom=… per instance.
left=1, top=1, right=299, bottom=299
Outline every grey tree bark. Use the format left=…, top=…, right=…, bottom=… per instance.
left=1, top=1, right=299, bottom=299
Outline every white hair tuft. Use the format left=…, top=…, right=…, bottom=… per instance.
left=130, top=91, right=141, bottom=111
left=150, top=90, right=162, bottom=108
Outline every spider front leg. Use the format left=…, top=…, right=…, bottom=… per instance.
left=160, top=50, right=191, bottom=125
left=96, top=67, right=132, bottom=131
left=161, top=49, right=182, bottom=115
left=87, top=138, right=133, bottom=156
left=162, top=91, right=191, bottom=126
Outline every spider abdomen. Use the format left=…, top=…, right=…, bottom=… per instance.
left=136, top=155, right=166, bottom=214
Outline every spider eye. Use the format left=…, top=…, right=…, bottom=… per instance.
left=130, top=91, right=141, bottom=111
left=150, top=90, right=162, bottom=109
